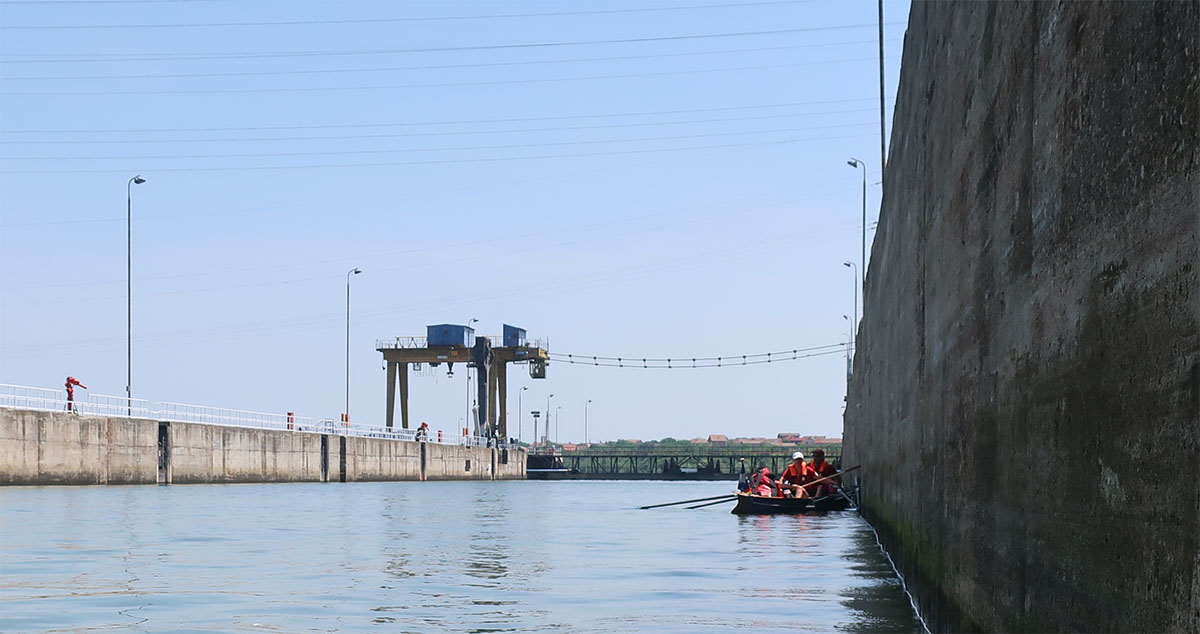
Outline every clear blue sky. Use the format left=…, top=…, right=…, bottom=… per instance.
left=1, top=0, right=909, bottom=443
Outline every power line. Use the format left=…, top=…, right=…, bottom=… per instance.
left=0, top=1, right=805, bottom=29
left=5, top=123, right=874, bottom=160
left=3, top=56, right=890, bottom=96
left=0, top=98, right=875, bottom=134
left=0, top=109, right=879, bottom=145
left=0, top=39, right=898, bottom=81
left=0, top=131, right=873, bottom=174
left=1, top=0, right=221, bottom=4
left=0, top=24, right=889, bottom=64
left=548, top=344, right=849, bottom=368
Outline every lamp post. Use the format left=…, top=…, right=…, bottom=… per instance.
left=546, top=394, right=554, bottom=445
left=585, top=399, right=592, bottom=445
left=345, top=267, right=361, bottom=421
left=556, top=405, right=562, bottom=444
left=847, top=158, right=868, bottom=289
left=843, top=315, right=853, bottom=381
left=844, top=261, right=858, bottom=379
left=518, top=386, right=528, bottom=444
left=126, top=174, right=146, bottom=416
left=843, top=261, right=858, bottom=329
left=466, top=317, right=478, bottom=432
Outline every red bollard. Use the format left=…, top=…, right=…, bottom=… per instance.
left=437, top=430, right=444, bottom=443
left=286, top=411, right=294, bottom=430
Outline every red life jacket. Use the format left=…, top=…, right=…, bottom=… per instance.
left=779, top=462, right=811, bottom=486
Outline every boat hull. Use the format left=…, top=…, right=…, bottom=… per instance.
left=730, top=492, right=852, bottom=515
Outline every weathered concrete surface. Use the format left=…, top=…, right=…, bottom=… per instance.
left=1, top=408, right=526, bottom=485
left=843, top=2, right=1198, bottom=632
left=0, top=409, right=158, bottom=484
left=171, top=423, right=326, bottom=484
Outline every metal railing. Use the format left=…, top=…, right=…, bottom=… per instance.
left=0, top=383, right=492, bottom=447
left=376, top=336, right=547, bottom=351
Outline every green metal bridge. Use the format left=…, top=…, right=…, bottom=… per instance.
left=530, top=446, right=842, bottom=479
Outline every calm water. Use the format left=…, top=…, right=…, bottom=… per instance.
left=1, top=481, right=922, bottom=633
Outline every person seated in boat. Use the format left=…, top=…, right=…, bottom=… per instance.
left=806, top=449, right=841, bottom=498
left=751, top=467, right=779, bottom=497
left=778, top=451, right=813, bottom=498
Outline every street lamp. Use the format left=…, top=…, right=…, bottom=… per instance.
left=556, top=405, right=562, bottom=444
left=518, top=386, right=529, bottom=444
left=345, top=267, right=361, bottom=421
left=847, top=158, right=867, bottom=289
left=546, top=394, right=554, bottom=445
left=843, top=261, right=858, bottom=330
left=585, top=399, right=592, bottom=445
left=843, top=315, right=854, bottom=380
left=126, top=174, right=146, bottom=416
left=466, top=317, right=478, bottom=432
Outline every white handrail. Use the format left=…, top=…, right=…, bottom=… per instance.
left=0, top=383, right=492, bottom=447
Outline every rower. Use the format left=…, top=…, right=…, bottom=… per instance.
left=752, top=467, right=778, bottom=497
left=806, top=449, right=840, bottom=497
left=778, top=451, right=812, bottom=498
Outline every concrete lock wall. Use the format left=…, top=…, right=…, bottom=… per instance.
left=1, top=408, right=526, bottom=485
left=0, top=409, right=159, bottom=485
left=843, top=2, right=1198, bottom=632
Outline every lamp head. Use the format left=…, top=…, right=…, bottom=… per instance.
left=843, top=261, right=852, bottom=268
left=351, top=268, right=362, bottom=275
left=132, top=175, right=146, bottom=184
left=846, top=159, right=860, bottom=168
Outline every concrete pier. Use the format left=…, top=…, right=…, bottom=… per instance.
left=0, top=408, right=525, bottom=485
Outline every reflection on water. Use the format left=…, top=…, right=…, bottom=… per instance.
left=1, top=481, right=920, bottom=633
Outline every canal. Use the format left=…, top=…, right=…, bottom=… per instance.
left=1, top=481, right=923, bottom=632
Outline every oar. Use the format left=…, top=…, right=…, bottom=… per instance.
left=805, top=465, right=860, bottom=489
left=685, top=496, right=739, bottom=509
left=639, top=493, right=739, bottom=510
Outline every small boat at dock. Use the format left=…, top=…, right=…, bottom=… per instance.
left=730, top=492, right=853, bottom=515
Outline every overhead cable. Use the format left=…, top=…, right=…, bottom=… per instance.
left=0, top=39, right=896, bottom=81
left=1, top=1, right=806, bottom=29
left=0, top=24, right=890, bottom=64
left=0, top=110, right=878, bottom=145
left=3, top=57, right=892, bottom=96
left=6, top=123, right=875, bottom=160
left=548, top=344, right=850, bottom=368
left=0, top=98, right=874, bottom=134
left=0, top=131, right=872, bottom=174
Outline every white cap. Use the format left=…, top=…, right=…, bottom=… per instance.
left=792, top=451, right=805, bottom=460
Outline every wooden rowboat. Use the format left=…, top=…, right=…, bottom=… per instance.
left=730, top=491, right=853, bottom=515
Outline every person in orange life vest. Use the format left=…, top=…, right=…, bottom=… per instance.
left=753, top=467, right=778, bottom=497
left=778, top=451, right=813, bottom=498
left=64, top=376, right=86, bottom=412
left=806, top=449, right=840, bottom=497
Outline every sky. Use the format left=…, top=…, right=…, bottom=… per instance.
left=0, top=0, right=910, bottom=444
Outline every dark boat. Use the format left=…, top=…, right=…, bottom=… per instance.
left=730, top=492, right=854, bottom=515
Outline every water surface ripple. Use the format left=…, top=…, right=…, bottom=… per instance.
left=1, top=481, right=921, bottom=632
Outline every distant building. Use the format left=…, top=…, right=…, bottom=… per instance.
left=562, top=443, right=578, bottom=452
left=689, top=437, right=707, bottom=444
left=708, top=434, right=728, bottom=446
